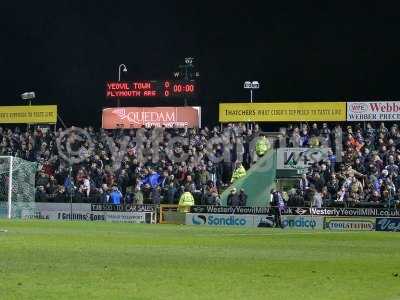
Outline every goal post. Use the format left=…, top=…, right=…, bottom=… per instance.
left=0, top=156, right=37, bottom=219
left=7, top=156, right=13, bottom=219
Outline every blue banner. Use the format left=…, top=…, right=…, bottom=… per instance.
left=375, top=218, right=400, bottom=232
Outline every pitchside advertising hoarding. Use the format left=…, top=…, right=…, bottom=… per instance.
left=276, top=148, right=330, bottom=172
left=347, top=101, right=400, bottom=121
left=186, top=212, right=399, bottom=231
left=324, top=217, right=375, bottom=231
left=190, top=206, right=271, bottom=215
left=375, top=218, right=400, bottom=232
left=219, top=102, right=346, bottom=122
left=281, top=216, right=324, bottom=230
left=14, top=203, right=155, bottom=223
left=283, top=207, right=400, bottom=217
left=102, top=106, right=201, bottom=129
left=186, top=213, right=324, bottom=229
left=186, top=213, right=275, bottom=227
left=190, top=206, right=400, bottom=217
left=0, top=105, right=57, bottom=124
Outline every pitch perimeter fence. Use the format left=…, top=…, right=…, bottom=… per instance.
left=1, top=202, right=400, bottom=232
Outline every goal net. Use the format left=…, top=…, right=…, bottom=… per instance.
left=0, top=156, right=37, bottom=219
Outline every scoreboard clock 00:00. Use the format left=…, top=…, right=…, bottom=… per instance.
left=106, top=80, right=196, bottom=98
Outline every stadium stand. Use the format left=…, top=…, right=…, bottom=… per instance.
left=0, top=122, right=399, bottom=209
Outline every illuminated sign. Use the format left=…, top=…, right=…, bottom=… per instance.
left=102, top=106, right=201, bottom=128
left=106, top=80, right=196, bottom=98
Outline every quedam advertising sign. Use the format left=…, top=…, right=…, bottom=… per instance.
left=347, top=101, right=400, bottom=121
left=102, top=107, right=201, bottom=129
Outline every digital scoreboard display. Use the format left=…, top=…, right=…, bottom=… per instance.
left=106, top=80, right=196, bottom=98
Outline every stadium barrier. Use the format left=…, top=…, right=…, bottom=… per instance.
left=4, top=201, right=400, bottom=231
left=184, top=206, right=400, bottom=231
left=190, top=205, right=400, bottom=217
left=2, top=202, right=157, bottom=224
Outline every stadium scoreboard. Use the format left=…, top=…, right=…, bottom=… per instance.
left=106, top=80, right=197, bottom=98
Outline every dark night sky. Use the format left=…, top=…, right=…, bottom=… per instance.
left=1, top=2, right=399, bottom=127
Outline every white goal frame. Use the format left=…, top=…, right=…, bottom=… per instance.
left=7, top=156, right=13, bottom=219
left=1, top=155, right=37, bottom=219
left=0, top=156, right=14, bottom=219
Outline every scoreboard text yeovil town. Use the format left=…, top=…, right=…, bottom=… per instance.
left=106, top=80, right=196, bottom=98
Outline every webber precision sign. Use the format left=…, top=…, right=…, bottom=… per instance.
left=0, top=105, right=57, bottom=124
left=324, top=217, right=375, bottom=231
left=347, top=101, right=400, bottom=121
left=219, top=102, right=346, bottom=122
left=277, top=148, right=330, bottom=171
left=102, top=106, right=201, bottom=128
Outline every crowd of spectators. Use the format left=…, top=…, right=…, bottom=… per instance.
left=286, top=122, right=400, bottom=209
left=0, top=124, right=262, bottom=205
left=1, top=122, right=400, bottom=209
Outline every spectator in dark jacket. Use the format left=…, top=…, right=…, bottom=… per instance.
left=239, top=189, right=248, bottom=206
left=227, top=188, right=240, bottom=206
left=270, top=189, right=285, bottom=228
left=150, top=186, right=161, bottom=205
left=165, top=182, right=178, bottom=204
left=312, top=173, right=325, bottom=192
left=326, top=173, right=340, bottom=200
left=205, top=191, right=221, bottom=206
left=36, top=186, right=48, bottom=202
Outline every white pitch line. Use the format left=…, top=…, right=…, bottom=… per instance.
left=194, top=231, right=367, bottom=237
left=218, top=232, right=311, bottom=236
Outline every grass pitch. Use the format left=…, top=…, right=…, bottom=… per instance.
left=0, top=220, right=400, bottom=300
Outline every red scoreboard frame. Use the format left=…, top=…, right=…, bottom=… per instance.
left=106, top=80, right=196, bottom=98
